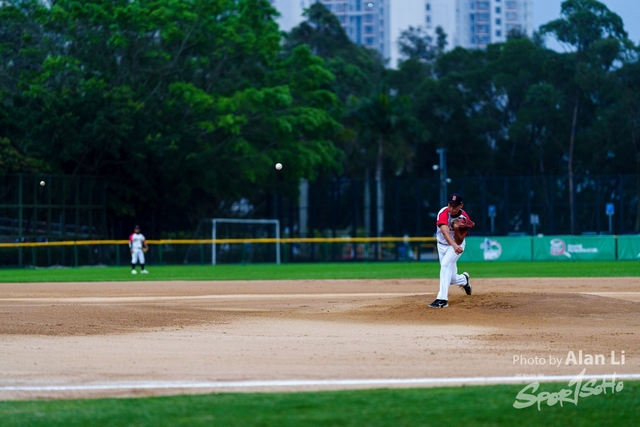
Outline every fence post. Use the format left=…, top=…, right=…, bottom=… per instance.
left=158, top=244, right=163, bottom=265
left=74, top=243, right=78, bottom=268
left=18, top=174, right=23, bottom=268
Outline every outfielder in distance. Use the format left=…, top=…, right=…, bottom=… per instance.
left=129, top=225, right=149, bottom=275
left=429, top=193, right=475, bottom=309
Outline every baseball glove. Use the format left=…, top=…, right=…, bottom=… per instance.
left=143, top=247, right=149, bottom=253
left=455, top=217, right=475, bottom=231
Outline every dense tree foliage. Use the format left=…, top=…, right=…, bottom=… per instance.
left=1, top=0, right=342, bottom=230
left=1, top=0, right=639, bottom=234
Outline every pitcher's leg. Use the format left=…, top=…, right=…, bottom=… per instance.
left=449, top=241, right=468, bottom=285
left=437, top=246, right=461, bottom=300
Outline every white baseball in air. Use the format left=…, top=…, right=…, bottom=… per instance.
left=40, top=181, right=45, bottom=186
left=275, top=163, right=282, bottom=170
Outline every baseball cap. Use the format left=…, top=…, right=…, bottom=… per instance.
left=448, top=193, right=463, bottom=205
left=134, top=225, right=140, bottom=229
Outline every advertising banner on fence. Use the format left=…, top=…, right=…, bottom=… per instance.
left=617, top=235, right=640, bottom=260
left=533, top=235, right=616, bottom=261
left=464, top=237, right=533, bottom=262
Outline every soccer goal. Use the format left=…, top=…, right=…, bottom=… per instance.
left=211, top=218, right=280, bottom=265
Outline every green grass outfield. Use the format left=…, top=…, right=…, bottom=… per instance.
left=0, top=260, right=638, bottom=282
left=1, top=381, right=638, bottom=427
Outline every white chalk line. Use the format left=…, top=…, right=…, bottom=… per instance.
left=581, top=292, right=640, bottom=302
left=582, top=292, right=640, bottom=296
left=3, top=373, right=640, bottom=392
left=8, top=292, right=638, bottom=306
left=0, top=292, right=429, bottom=303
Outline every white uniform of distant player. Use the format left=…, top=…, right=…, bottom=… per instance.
left=129, top=226, right=148, bottom=274
left=434, top=202, right=471, bottom=302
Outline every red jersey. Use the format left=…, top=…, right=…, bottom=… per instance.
left=435, top=207, right=472, bottom=245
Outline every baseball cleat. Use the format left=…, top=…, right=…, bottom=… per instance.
left=141, top=269, right=149, bottom=274
left=131, top=270, right=137, bottom=275
left=428, top=299, right=449, bottom=308
left=461, top=272, right=472, bottom=295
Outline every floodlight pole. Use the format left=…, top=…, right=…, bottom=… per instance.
left=212, top=219, right=217, bottom=265
left=436, top=148, right=448, bottom=207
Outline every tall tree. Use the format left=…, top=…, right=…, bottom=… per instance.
left=494, top=37, right=561, bottom=175
left=347, top=89, right=417, bottom=236
left=540, top=0, right=629, bottom=234
left=598, top=49, right=640, bottom=231
left=617, top=57, right=640, bottom=231
left=285, top=2, right=389, bottom=236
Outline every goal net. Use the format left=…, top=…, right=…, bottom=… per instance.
left=210, top=218, right=280, bottom=265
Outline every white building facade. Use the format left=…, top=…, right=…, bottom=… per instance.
left=270, top=0, right=391, bottom=59
left=425, top=0, right=533, bottom=49
left=270, top=0, right=533, bottom=66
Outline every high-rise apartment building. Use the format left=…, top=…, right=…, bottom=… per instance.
left=270, top=0, right=391, bottom=59
left=269, top=1, right=534, bottom=67
left=425, top=0, right=533, bottom=49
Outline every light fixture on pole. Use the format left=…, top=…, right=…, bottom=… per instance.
left=436, top=148, right=448, bottom=207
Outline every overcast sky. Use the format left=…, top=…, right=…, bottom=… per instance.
left=535, top=0, right=640, bottom=49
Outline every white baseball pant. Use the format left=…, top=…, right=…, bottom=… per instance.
left=131, top=248, right=145, bottom=265
left=436, top=241, right=467, bottom=301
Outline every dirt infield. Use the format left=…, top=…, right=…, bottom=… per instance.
left=1, top=277, right=639, bottom=400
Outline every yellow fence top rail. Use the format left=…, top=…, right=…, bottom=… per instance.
left=0, top=237, right=437, bottom=248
